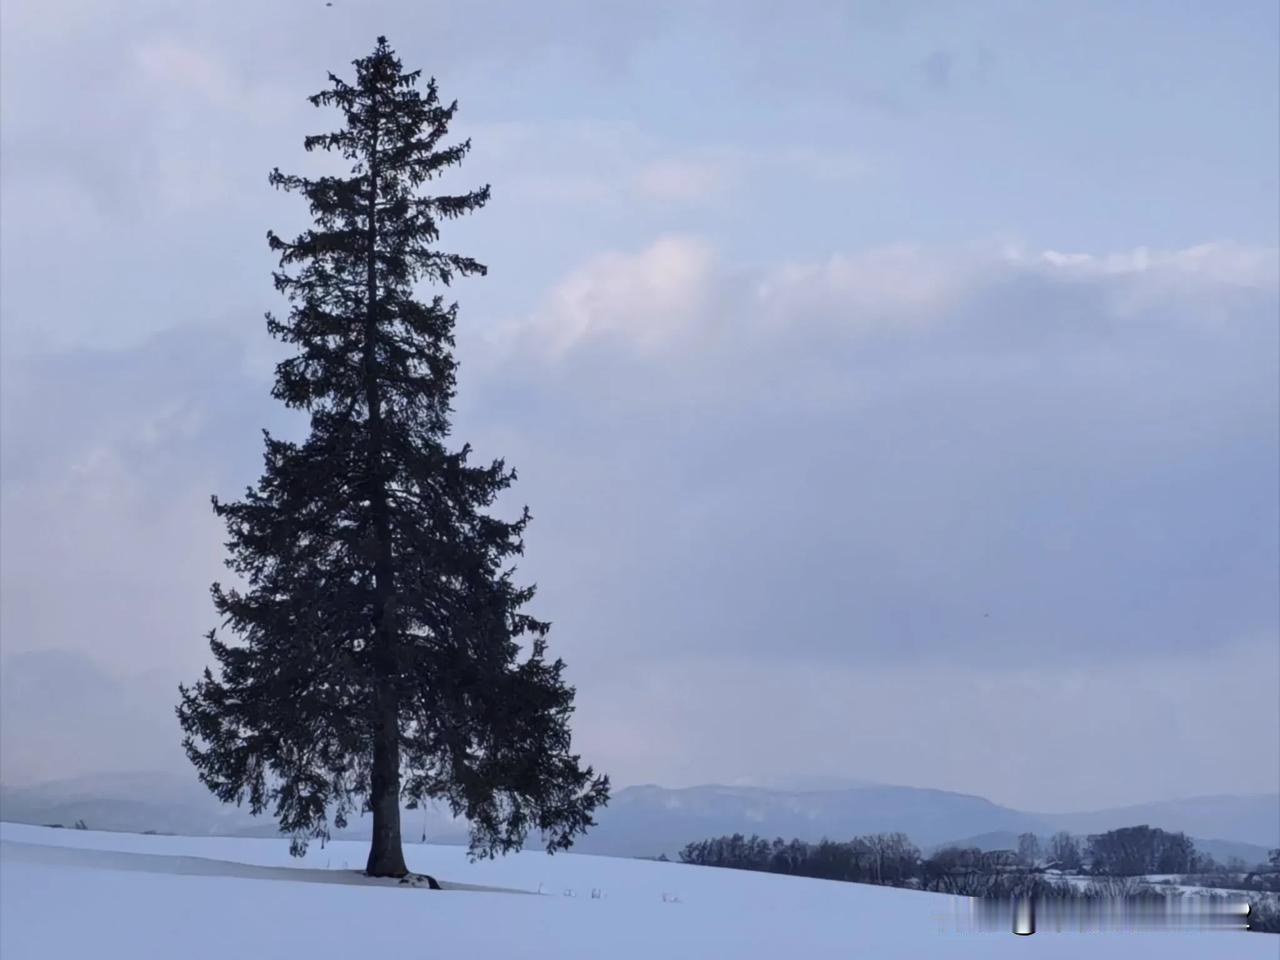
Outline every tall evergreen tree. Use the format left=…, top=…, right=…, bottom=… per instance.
left=177, top=37, right=609, bottom=877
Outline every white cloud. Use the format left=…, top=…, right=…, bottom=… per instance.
left=0, top=0, right=1273, bottom=808
left=509, top=235, right=718, bottom=355
left=1021, top=243, right=1280, bottom=323
left=2, top=242, right=1274, bottom=799
left=468, top=235, right=1277, bottom=693
left=1031, top=242, right=1279, bottom=288
left=503, top=239, right=1280, bottom=354
left=757, top=243, right=981, bottom=325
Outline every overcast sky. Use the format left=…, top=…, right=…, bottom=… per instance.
left=1, top=0, right=1277, bottom=813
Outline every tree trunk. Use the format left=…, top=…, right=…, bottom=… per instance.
left=365, top=699, right=408, bottom=876
left=360, top=89, right=407, bottom=880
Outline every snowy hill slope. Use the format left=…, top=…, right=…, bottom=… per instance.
left=0, top=822, right=1271, bottom=958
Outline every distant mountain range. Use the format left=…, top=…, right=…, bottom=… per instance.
left=557, top=783, right=1279, bottom=861
left=567, top=783, right=1048, bottom=857
left=0, top=771, right=461, bottom=843
left=2, top=772, right=1275, bottom=866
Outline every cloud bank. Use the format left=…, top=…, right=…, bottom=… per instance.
left=4, top=238, right=1274, bottom=808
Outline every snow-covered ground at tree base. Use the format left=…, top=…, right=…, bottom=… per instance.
left=0, top=822, right=1271, bottom=958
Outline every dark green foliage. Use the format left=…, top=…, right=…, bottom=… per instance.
left=177, top=37, right=608, bottom=874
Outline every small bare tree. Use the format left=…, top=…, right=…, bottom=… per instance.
left=1017, top=832, right=1041, bottom=867
left=1049, top=831, right=1082, bottom=871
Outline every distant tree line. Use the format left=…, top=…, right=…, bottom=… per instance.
left=673, top=832, right=1279, bottom=933
left=678, top=832, right=922, bottom=886
left=1082, top=824, right=1198, bottom=875
left=678, top=825, right=1271, bottom=884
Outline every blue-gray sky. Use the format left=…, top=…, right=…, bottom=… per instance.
left=1, top=0, right=1277, bottom=811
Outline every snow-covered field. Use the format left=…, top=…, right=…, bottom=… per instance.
left=0, top=822, right=1271, bottom=958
